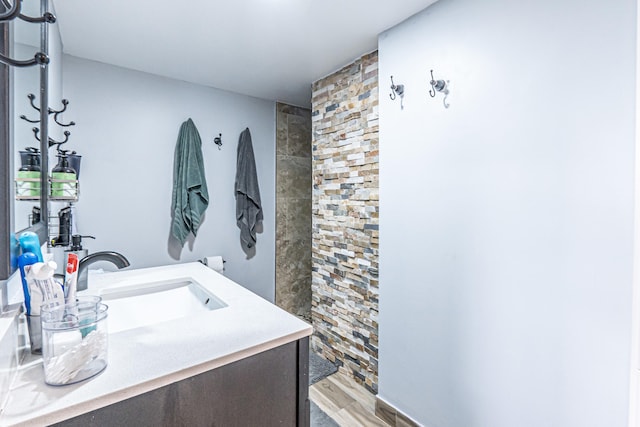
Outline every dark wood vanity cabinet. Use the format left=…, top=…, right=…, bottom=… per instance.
left=53, top=337, right=310, bottom=427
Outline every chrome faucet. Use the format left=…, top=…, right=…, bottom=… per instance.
left=77, top=251, right=130, bottom=291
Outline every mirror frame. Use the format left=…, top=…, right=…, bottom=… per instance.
left=0, top=2, right=48, bottom=293
left=0, top=16, right=13, bottom=285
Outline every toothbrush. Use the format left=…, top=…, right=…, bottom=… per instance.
left=17, top=253, right=38, bottom=315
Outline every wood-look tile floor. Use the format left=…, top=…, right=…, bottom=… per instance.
left=310, top=371, right=389, bottom=426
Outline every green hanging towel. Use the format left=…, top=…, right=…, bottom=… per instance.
left=171, top=118, right=209, bottom=245
left=235, top=128, right=263, bottom=250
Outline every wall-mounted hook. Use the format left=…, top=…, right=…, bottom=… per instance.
left=213, top=133, right=223, bottom=150
left=33, top=127, right=70, bottom=148
left=28, top=93, right=40, bottom=112
left=20, top=114, right=39, bottom=124
left=20, top=94, right=41, bottom=122
left=429, top=69, right=450, bottom=108
left=48, top=131, right=71, bottom=149
left=389, top=75, right=404, bottom=100
left=389, top=75, right=405, bottom=109
left=49, top=99, right=69, bottom=115
left=50, top=99, right=76, bottom=127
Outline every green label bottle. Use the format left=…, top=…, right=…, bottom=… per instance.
left=51, top=153, right=77, bottom=198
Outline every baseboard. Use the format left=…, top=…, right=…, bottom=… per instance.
left=375, top=396, right=422, bottom=427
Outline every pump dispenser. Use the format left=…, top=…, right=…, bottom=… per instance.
left=66, top=234, right=94, bottom=260
left=19, top=147, right=41, bottom=169
left=17, top=147, right=41, bottom=197
left=51, top=150, right=77, bottom=198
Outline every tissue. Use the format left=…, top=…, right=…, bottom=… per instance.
left=203, top=256, right=224, bottom=274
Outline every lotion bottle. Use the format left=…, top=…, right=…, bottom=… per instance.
left=19, top=231, right=43, bottom=262
left=16, top=149, right=41, bottom=197
left=51, top=151, right=76, bottom=198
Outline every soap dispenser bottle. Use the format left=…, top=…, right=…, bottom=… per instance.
left=19, top=147, right=41, bottom=170
left=16, top=147, right=41, bottom=197
left=51, top=150, right=77, bottom=198
left=50, top=206, right=72, bottom=247
left=66, top=234, right=94, bottom=261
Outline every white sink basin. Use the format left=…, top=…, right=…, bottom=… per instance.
left=95, top=278, right=227, bottom=333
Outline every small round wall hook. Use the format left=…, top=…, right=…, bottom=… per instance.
left=213, top=133, right=222, bottom=150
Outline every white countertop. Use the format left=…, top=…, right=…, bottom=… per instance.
left=0, top=262, right=312, bottom=426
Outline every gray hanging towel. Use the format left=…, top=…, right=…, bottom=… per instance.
left=171, top=118, right=209, bottom=245
left=235, top=127, right=263, bottom=249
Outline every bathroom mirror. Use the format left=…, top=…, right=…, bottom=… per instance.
left=2, top=0, right=56, bottom=280
left=13, top=1, right=41, bottom=233
left=13, top=0, right=62, bottom=230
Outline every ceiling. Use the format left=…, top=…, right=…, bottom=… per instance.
left=50, top=0, right=438, bottom=107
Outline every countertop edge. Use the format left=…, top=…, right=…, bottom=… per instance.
left=13, top=327, right=312, bottom=427
left=1, top=263, right=314, bottom=426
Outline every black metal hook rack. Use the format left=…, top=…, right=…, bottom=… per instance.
left=0, top=0, right=57, bottom=293
left=20, top=93, right=76, bottom=152
left=1, top=0, right=58, bottom=237
left=0, top=0, right=52, bottom=68
left=16, top=92, right=79, bottom=203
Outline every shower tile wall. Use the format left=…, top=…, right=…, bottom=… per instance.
left=275, top=103, right=312, bottom=319
left=311, top=51, right=379, bottom=393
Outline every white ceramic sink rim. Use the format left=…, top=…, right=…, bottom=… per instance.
left=83, top=275, right=228, bottom=333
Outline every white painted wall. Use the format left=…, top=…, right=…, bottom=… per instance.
left=378, top=0, right=636, bottom=426
left=61, top=55, right=276, bottom=301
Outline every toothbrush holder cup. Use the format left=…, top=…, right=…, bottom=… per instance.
left=40, top=296, right=108, bottom=386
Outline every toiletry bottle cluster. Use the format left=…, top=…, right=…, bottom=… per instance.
left=16, top=147, right=81, bottom=200
left=16, top=231, right=80, bottom=354
left=15, top=94, right=80, bottom=201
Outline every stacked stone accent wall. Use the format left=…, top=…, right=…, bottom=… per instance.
left=311, top=51, right=379, bottom=393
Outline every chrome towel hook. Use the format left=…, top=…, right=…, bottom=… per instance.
left=429, top=69, right=450, bottom=108
left=389, top=75, right=405, bottom=109
left=389, top=76, right=404, bottom=100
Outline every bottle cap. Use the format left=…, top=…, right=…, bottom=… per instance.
left=30, top=261, right=57, bottom=280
